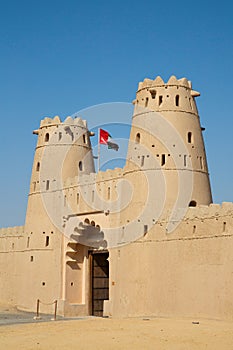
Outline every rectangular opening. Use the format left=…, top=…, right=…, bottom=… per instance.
left=223, top=222, right=226, bottom=232
left=45, top=236, right=50, bottom=247
left=141, top=155, right=145, bottom=167
left=91, top=252, right=109, bottom=317
left=46, top=180, right=50, bottom=190
left=200, top=156, right=203, bottom=170
left=161, top=154, right=165, bottom=166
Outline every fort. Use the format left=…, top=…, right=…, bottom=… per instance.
left=0, top=75, right=232, bottom=320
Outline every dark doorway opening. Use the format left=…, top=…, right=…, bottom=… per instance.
left=91, top=251, right=109, bottom=317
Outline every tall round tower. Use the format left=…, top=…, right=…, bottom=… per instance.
left=19, top=116, right=95, bottom=314
left=125, top=75, right=212, bottom=217
left=25, top=115, right=95, bottom=230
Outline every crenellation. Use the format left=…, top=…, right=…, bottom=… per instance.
left=153, top=75, right=164, bottom=86
left=0, top=226, right=24, bottom=236
left=221, top=202, right=233, bottom=210
left=167, top=75, right=178, bottom=85
left=138, top=75, right=193, bottom=91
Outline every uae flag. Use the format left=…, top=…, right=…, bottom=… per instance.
left=99, top=129, right=119, bottom=151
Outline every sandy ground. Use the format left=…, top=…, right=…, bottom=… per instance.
left=1, top=316, right=233, bottom=350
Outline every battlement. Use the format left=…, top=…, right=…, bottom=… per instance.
left=64, top=173, right=97, bottom=187
left=40, top=115, right=87, bottom=129
left=64, top=167, right=124, bottom=188
left=133, top=75, right=200, bottom=113
left=138, top=75, right=193, bottom=91
left=158, top=202, right=233, bottom=222
left=183, top=202, right=233, bottom=220
left=0, top=226, right=24, bottom=236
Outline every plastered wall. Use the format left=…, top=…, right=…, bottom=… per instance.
left=106, top=202, right=233, bottom=320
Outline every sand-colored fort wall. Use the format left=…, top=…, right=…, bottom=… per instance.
left=107, top=202, right=233, bottom=320
left=0, top=226, right=25, bottom=305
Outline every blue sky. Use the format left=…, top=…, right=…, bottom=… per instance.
left=0, top=0, right=232, bottom=227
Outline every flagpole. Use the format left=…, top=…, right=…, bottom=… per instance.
left=98, top=128, right=100, bottom=172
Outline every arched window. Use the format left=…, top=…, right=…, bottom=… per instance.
left=136, top=133, right=140, bottom=143
left=189, top=200, right=197, bottom=207
left=145, top=97, right=149, bottom=107
left=79, top=161, right=83, bottom=171
left=187, top=132, right=193, bottom=144
left=36, top=162, right=40, bottom=171
left=45, top=133, right=49, bottom=142
left=175, top=95, right=179, bottom=106
left=84, top=218, right=90, bottom=224
left=159, top=96, right=163, bottom=106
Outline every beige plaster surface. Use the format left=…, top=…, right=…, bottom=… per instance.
left=1, top=317, right=233, bottom=350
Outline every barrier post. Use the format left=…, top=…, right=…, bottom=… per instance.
left=51, top=300, right=58, bottom=321
left=54, top=300, right=58, bottom=321
left=33, top=299, right=41, bottom=320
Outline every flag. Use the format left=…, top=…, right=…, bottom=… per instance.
left=107, top=141, right=119, bottom=151
left=99, top=128, right=119, bottom=151
left=99, top=129, right=111, bottom=145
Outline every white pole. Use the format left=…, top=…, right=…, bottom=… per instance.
left=98, top=128, right=100, bottom=172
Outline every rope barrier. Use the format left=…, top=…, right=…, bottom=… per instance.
left=38, top=299, right=57, bottom=306
left=34, top=299, right=58, bottom=321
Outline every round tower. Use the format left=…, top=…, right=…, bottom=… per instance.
left=125, top=75, right=212, bottom=215
left=25, top=115, right=95, bottom=230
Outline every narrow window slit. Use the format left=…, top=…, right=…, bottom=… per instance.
left=159, top=96, right=163, bottom=106
left=161, top=154, right=165, bottom=166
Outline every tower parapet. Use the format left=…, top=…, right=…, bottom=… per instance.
left=135, top=75, right=199, bottom=115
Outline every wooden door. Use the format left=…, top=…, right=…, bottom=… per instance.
left=92, top=252, right=109, bottom=317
